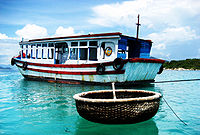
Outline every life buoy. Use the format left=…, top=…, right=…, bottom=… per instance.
left=22, top=62, right=28, bottom=71
left=157, top=65, right=163, bottom=74
left=105, top=47, right=112, bottom=56
left=96, top=63, right=105, bottom=75
left=11, top=58, right=15, bottom=66
left=113, top=58, right=124, bottom=71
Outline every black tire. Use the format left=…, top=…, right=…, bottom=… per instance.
left=157, top=65, right=163, bottom=74
left=11, top=58, right=15, bottom=66
left=22, top=62, right=28, bottom=71
left=96, top=63, right=105, bottom=75
left=113, top=58, right=124, bottom=71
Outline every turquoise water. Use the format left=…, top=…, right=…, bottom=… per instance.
left=0, top=67, right=200, bottom=135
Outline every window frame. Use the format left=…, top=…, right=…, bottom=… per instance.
left=69, top=40, right=98, bottom=61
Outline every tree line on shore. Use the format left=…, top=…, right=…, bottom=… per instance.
left=163, top=59, right=200, bottom=70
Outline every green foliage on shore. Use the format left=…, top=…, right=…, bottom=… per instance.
left=163, top=59, right=200, bottom=70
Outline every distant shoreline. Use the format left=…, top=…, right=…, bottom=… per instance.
left=164, top=68, right=200, bottom=71
left=163, top=59, right=200, bottom=71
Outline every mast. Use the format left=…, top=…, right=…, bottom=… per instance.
left=136, top=14, right=141, bottom=40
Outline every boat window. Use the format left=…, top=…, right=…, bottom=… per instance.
left=89, top=41, right=98, bottom=61
left=25, top=45, right=28, bottom=58
left=42, top=43, right=48, bottom=59
left=37, top=44, right=42, bottom=59
left=79, top=48, right=88, bottom=60
left=21, top=50, right=24, bottom=58
left=48, top=43, right=54, bottom=47
left=27, top=45, right=31, bottom=59
left=70, top=48, right=78, bottom=60
left=80, top=42, right=87, bottom=46
left=48, top=48, right=54, bottom=59
left=42, top=43, right=47, bottom=47
left=22, top=45, right=26, bottom=58
left=32, top=44, right=36, bottom=59
left=48, top=43, right=54, bottom=59
left=71, top=42, right=78, bottom=47
left=68, top=41, right=98, bottom=61
left=89, top=41, right=98, bottom=46
left=89, top=48, right=97, bottom=60
left=30, top=45, right=33, bottom=58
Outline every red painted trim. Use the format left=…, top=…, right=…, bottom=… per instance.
left=128, top=58, right=165, bottom=63
left=15, top=59, right=114, bottom=68
left=16, top=64, right=125, bottom=75
left=22, top=37, right=120, bottom=44
left=28, top=32, right=122, bottom=42
left=14, top=58, right=164, bottom=69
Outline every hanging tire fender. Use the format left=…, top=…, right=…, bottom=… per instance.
left=113, top=58, right=124, bottom=71
left=22, top=62, right=28, bottom=71
left=157, top=65, right=163, bottom=74
left=96, top=63, right=105, bottom=75
left=11, top=58, right=15, bottom=66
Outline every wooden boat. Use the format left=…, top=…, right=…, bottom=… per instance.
left=11, top=32, right=165, bottom=85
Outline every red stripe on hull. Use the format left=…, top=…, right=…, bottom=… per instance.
left=16, top=64, right=125, bottom=75
left=14, top=58, right=164, bottom=68
left=128, top=58, right=165, bottom=63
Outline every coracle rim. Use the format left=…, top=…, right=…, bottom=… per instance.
left=73, top=89, right=162, bottom=103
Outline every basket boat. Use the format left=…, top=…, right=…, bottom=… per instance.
left=73, top=90, right=162, bottom=124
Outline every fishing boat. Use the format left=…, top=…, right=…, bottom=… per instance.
left=11, top=32, right=164, bottom=85
left=11, top=15, right=165, bottom=85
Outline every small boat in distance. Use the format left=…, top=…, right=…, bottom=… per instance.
left=11, top=32, right=164, bottom=85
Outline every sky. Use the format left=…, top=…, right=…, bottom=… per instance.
left=0, top=0, right=200, bottom=65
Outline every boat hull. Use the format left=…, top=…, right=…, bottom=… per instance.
left=14, top=58, right=164, bottom=85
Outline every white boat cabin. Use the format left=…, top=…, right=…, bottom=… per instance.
left=18, top=32, right=152, bottom=64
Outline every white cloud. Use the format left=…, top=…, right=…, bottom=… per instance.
left=15, top=24, right=48, bottom=40
left=147, top=26, right=199, bottom=50
left=0, top=33, right=17, bottom=40
left=0, top=33, right=9, bottom=39
left=54, top=26, right=75, bottom=37
left=151, top=52, right=171, bottom=60
left=0, top=40, right=20, bottom=65
left=54, top=26, right=83, bottom=37
left=153, top=43, right=166, bottom=50
left=89, top=0, right=200, bottom=28
left=148, top=26, right=198, bottom=43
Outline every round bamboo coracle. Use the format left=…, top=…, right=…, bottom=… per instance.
left=73, top=90, right=162, bottom=124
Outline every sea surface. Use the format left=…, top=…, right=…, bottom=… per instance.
left=0, top=66, right=200, bottom=135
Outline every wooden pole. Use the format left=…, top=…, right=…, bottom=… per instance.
left=136, top=14, right=141, bottom=40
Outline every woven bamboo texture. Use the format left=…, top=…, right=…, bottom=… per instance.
left=74, top=90, right=161, bottom=124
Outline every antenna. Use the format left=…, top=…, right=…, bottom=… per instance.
left=136, top=14, right=141, bottom=40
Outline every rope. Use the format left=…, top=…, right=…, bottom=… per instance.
left=162, top=97, right=187, bottom=125
left=153, top=79, right=200, bottom=84
left=112, top=82, right=117, bottom=99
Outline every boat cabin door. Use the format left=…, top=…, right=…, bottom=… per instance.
left=55, top=42, right=68, bottom=64
left=127, top=39, right=140, bottom=58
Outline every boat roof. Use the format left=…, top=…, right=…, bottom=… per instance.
left=29, top=32, right=122, bottom=42
left=20, top=32, right=151, bottom=44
